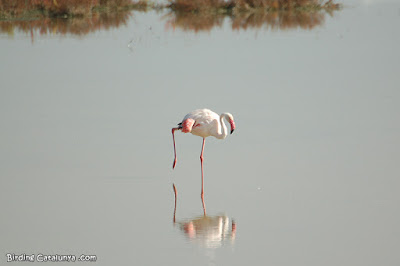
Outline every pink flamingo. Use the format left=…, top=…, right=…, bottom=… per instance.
left=172, top=109, right=236, bottom=215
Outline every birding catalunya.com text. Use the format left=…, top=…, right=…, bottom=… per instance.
left=6, top=253, right=97, bottom=262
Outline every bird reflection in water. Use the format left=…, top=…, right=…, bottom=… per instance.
left=172, top=184, right=236, bottom=249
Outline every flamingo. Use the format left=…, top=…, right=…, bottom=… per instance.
left=171, top=109, right=236, bottom=215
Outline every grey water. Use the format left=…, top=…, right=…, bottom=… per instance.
left=1, top=0, right=400, bottom=265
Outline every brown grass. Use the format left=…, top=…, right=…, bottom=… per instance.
left=164, top=10, right=225, bottom=32
left=0, top=11, right=130, bottom=38
left=164, top=8, right=327, bottom=32
left=0, top=0, right=148, bottom=19
left=0, top=0, right=341, bottom=35
left=234, top=0, right=323, bottom=10
left=168, top=0, right=340, bottom=12
left=163, top=0, right=339, bottom=32
left=0, top=0, right=100, bottom=17
left=168, top=0, right=233, bottom=12
left=0, top=0, right=340, bottom=19
left=231, top=9, right=325, bottom=31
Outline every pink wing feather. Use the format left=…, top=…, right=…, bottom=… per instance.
left=181, top=118, right=195, bottom=133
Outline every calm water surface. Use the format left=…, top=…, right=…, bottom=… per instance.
left=1, top=1, right=399, bottom=265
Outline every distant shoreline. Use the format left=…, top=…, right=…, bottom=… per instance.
left=0, top=0, right=341, bottom=20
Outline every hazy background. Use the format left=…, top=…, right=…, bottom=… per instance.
left=1, top=0, right=399, bottom=265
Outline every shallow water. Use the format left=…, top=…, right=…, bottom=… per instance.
left=1, top=1, right=400, bottom=265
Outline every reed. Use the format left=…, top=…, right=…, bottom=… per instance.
left=165, top=10, right=225, bottom=32
left=168, top=0, right=340, bottom=13
left=1, top=0, right=340, bottom=19
left=164, top=0, right=339, bottom=32
left=0, top=11, right=130, bottom=38
left=231, top=9, right=325, bottom=30
left=234, top=0, right=331, bottom=11
left=0, top=0, right=150, bottom=19
left=168, top=0, right=233, bottom=13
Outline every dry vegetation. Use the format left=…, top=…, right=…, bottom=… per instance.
left=0, top=0, right=340, bottom=19
left=164, top=8, right=328, bottom=32
left=0, top=12, right=130, bottom=37
left=0, top=0, right=340, bottom=36
left=233, top=0, right=339, bottom=11
left=231, top=9, right=325, bottom=31
left=164, top=0, right=340, bottom=32
left=168, top=0, right=340, bottom=13
left=165, top=11, right=226, bottom=32
left=168, top=0, right=233, bottom=13
left=0, top=0, right=151, bottom=19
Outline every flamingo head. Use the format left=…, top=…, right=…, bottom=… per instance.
left=225, top=113, right=235, bottom=134
left=230, top=121, right=235, bottom=134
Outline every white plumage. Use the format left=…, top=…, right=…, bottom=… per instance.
left=180, top=109, right=235, bottom=139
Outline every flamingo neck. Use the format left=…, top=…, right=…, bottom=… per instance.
left=216, top=114, right=228, bottom=139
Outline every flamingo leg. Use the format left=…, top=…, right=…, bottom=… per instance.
left=172, top=127, right=180, bottom=169
left=172, top=183, right=177, bottom=224
left=200, top=138, right=206, bottom=216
